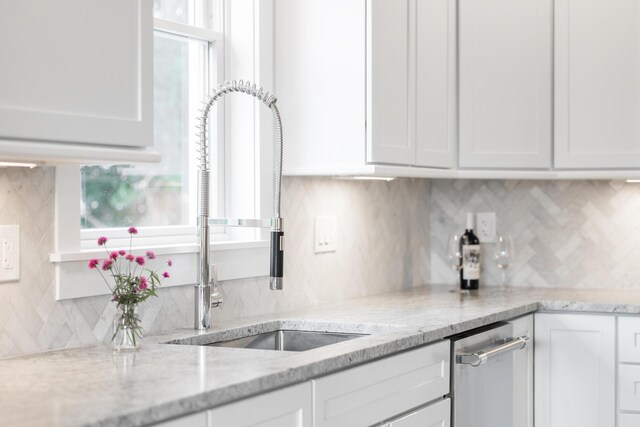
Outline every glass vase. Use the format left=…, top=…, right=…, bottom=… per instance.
left=112, top=303, right=142, bottom=352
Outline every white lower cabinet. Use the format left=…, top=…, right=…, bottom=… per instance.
left=154, top=412, right=208, bottom=427
left=534, top=313, right=616, bottom=427
left=386, top=398, right=451, bottom=427
left=618, top=316, right=640, bottom=422
left=208, top=382, right=312, bottom=427
left=313, top=340, right=450, bottom=427
left=154, top=382, right=312, bottom=427
left=620, top=413, right=640, bottom=427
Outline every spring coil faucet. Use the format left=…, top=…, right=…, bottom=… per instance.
left=195, top=80, right=284, bottom=330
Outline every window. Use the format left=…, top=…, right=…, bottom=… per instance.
left=79, top=0, right=223, bottom=248
left=53, top=0, right=275, bottom=300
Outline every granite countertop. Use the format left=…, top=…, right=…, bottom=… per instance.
left=2, top=285, right=640, bottom=427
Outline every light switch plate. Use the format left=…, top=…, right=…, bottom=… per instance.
left=314, top=216, right=337, bottom=253
left=0, top=225, right=19, bottom=283
left=476, top=212, right=496, bottom=243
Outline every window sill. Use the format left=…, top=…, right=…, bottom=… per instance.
left=51, top=240, right=269, bottom=300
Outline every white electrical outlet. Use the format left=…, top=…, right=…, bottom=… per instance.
left=314, top=216, right=337, bottom=253
left=0, top=225, right=19, bottom=283
left=476, top=212, right=496, bottom=243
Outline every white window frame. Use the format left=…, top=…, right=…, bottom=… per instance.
left=51, top=0, right=275, bottom=301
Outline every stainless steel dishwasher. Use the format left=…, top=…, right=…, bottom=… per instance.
left=451, top=315, right=534, bottom=427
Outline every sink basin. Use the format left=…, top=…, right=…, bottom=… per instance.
left=207, top=330, right=367, bottom=352
left=165, top=320, right=383, bottom=352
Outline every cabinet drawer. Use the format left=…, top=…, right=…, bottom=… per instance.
left=209, top=382, right=312, bottom=427
left=620, top=413, right=640, bottom=427
left=619, top=317, right=640, bottom=362
left=619, top=365, right=640, bottom=411
left=388, top=398, right=450, bottom=427
left=313, top=340, right=450, bottom=427
left=155, top=412, right=207, bottom=427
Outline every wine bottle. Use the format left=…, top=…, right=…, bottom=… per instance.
left=460, top=212, right=480, bottom=290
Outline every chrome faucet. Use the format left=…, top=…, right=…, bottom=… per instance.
left=194, top=80, right=284, bottom=330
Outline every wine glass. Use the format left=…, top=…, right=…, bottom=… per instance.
left=445, top=234, right=463, bottom=287
left=493, top=234, right=514, bottom=287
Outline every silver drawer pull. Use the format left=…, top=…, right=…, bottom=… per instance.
left=456, top=336, right=530, bottom=367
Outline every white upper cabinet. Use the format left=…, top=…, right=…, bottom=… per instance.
left=554, top=0, right=640, bottom=169
left=415, top=0, right=457, bottom=168
left=277, top=0, right=455, bottom=175
left=276, top=0, right=366, bottom=175
left=366, top=0, right=412, bottom=166
left=0, top=0, right=155, bottom=163
left=458, top=0, right=552, bottom=169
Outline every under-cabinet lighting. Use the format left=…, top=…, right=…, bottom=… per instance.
left=350, top=176, right=396, bottom=182
left=0, top=162, right=38, bottom=169
left=626, top=180, right=640, bottom=183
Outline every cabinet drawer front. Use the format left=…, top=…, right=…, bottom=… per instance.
left=156, top=412, right=207, bottom=427
left=314, top=340, right=450, bottom=427
left=209, top=382, right=312, bottom=427
left=619, top=365, right=640, bottom=412
left=619, top=317, right=640, bottom=363
left=620, top=413, right=640, bottom=427
left=388, top=398, right=450, bottom=427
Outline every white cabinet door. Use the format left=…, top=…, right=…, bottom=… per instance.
left=208, top=382, right=312, bottom=427
left=554, top=0, right=640, bottom=169
left=414, top=0, right=456, bottom=169
left=534, top=313, right=615, bottom=427
left=0, top=0, right=152, bottom=149
left=314, top=341, right=450, bottom=427
left=620, top=413, right=640, bottom=427
left=276, top=0, right=366, bottom=175
left=388, top=399, right=450, bottom=427
left=458, top=0, right=552, bottom=169
left=366, top=0, right=413, bottom=166
left=512, top=315, right=534, bottom=427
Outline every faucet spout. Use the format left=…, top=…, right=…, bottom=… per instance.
left=194, top=80, right=284, bottom=330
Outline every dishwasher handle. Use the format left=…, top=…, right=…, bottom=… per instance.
left=456, top=336, right=530, bottom=367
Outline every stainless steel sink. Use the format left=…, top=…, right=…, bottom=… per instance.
left=206, top=330, right=368, bottom=352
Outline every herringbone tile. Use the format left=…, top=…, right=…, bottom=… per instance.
left=430, top=179, right=640, bottom=289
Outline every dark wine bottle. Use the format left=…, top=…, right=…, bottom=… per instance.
left=460, top=213, right=480, bottom=290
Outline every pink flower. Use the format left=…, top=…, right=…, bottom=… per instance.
left=138, top=276, right=148, bottom=290
left=127, top=226, right=138, bottom=235
left=101, top=259, right=113, bottom=271
left=97, top=236, right=107, bottom=246
left=109, top=251, right=119, bottom=260
left=125, top=254, right=134, bottom=262
left=87, top=259, right=99, bottom=269
left=162, top=271, right=170, bottom=278
left=135, top=256, right=145, bottom=266
left=145, top=250, right=156, bottom=260
left=167, top=259, right=173, bottom=267
left=118, top=250, right=126, bottom=256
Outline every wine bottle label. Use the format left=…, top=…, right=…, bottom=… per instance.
left=462, top=244, right=480, bottom=280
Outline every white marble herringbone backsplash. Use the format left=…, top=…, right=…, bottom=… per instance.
left=430, top=180, right=640, bottom=289
left=0, top=170, right=429, bottom=358
left=4, top=169, right=640, bottom=358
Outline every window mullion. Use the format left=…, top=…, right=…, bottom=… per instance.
left=154, top=17, right=223, bottom=42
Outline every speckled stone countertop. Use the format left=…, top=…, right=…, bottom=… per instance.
left=3, top=285, right=640, bottom=427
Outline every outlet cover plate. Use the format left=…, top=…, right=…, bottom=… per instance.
left=0, top=225, right=19, bottom=283
left=476, top=212, right=496, bottom=243
left=314, top=216, right=337, bottom=253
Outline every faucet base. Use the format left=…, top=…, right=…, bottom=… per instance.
left=194, top=284, right=211, bottom=330
left=270, top=277, right=283, bottom=290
